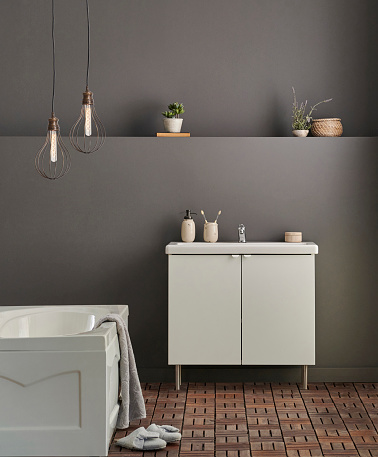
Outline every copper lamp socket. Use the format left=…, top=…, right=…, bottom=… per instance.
left=82, top=88, right=94, bottom=105
left=48, top=115, right=59, bottom=131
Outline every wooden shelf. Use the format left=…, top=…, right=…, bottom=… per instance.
left=156, top=132, right=191, bottom=137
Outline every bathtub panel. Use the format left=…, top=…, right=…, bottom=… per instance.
left=106, top=330, right=120, bottom=447
left=0, top=370, right=81, bottom=428
left=0, top=350, right=107, bottom=456
left=0, top=304, right=128, bottom=457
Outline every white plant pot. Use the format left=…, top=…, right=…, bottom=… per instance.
left=163, top=118, right=183, bottom=133
left=292, top=129, right=309, bottom=137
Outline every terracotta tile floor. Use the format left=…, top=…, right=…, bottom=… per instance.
left=109, top=382, right=378, bottom=457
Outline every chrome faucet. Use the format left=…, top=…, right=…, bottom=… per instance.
left=238, top=224, right=246, bottom=243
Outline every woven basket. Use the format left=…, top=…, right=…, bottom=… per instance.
left=311, top=118, right=343, bottom=137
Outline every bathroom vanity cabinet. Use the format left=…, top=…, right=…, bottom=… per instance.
left=166, top=242, right=318, bottom=390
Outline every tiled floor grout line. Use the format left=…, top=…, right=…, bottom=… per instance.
left=146, top=383, right=161, bottom=457
left=271, top=382, right=289, bottom=457
left=293, top=382, right=309, bottom=457
left=177, top=382, right=188, bottom=457
left=353, top=383, right=378, bottom=435
left=213, top=383, right=217, bottom=457
left=152, top=382, right=161, bottom=426
left=215, top=384, right=219, bottom=456
left=352, top=382, right=378, bottom=456
left=299, top=382, right=325, bottom=457
left=242, top=382, right=253, bottom=457
left=325, top=382, right=360, bottom=457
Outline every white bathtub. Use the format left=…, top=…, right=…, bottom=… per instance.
left=0, top=305, right=128, bottom=457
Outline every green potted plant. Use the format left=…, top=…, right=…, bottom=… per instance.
left=292, top=87, right=332, bottom=137
left=162, top=102, right=185, bottom=133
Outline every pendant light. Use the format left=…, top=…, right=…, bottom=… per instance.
left=35, top=0, right=71, bottom=180
left=69, top=0, right=105, bottom=153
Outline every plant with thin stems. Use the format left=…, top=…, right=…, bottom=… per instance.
left=292, top=87, right=332, bottom=130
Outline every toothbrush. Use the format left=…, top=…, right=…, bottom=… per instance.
left=214, top=210, right=221, bottom=223
left=201, top=210, right=208, bottom=223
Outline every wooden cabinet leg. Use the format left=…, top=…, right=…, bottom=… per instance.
left=175, top=365, right=181, bottom=390
left=301, top=365, right=308, bottom=390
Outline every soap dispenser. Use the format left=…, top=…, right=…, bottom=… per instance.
left=181, top=210, right=197, bottom=242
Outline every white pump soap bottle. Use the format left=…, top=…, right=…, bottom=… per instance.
left=181, top=210, right=196, bottom=242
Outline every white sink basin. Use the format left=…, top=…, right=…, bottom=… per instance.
left=165, top=241, right=318, bottom=255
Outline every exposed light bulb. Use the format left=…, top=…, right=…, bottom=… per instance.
left=70, top=88, right=105, bottom=153
left=35, top=1, right=70, bottom=180
left=84, top=104, right=92, bottom=136
left=50, top=130, right=57, bottom=162
left=69, top=0, right=105, bottom=153
left=35, top=114, right=71, bottom=180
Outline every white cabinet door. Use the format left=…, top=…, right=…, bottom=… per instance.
left=242, top=255, right=315, bottom=365
left=169, top=255, right=241, bottom=365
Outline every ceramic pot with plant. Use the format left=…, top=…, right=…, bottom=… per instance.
left=162, top=102, right=185, bottom=133
left=292, top=87, right=332, bottom=137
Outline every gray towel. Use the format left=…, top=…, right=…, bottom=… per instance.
left=94, top=314, right=146, bottom=428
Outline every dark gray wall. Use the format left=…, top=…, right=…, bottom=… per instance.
left=368, top=0, right=378, bottom=135
left=0, top=0, right=377, bottom=382
left=0, top=0, right=375, bottom=137
left=1, top=137, right=377, bottom=381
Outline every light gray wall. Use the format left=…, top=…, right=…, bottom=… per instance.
left=0, top=0, right=375, bottom=137
left=0, top=137, right=377, bottom=381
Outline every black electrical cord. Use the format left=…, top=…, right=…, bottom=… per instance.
left=51, top=0, right=56, bottom=114
left=86, top=0, right=90, bottom=88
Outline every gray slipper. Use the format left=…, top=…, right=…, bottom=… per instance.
left=116, top=426, right=167, bottom=450
left=146, top=424, right=182, bottom=443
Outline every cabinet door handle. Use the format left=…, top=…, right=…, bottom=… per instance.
left=231, top=255, right=240, bottom=258
left=243, top=254, right=251, bottom=258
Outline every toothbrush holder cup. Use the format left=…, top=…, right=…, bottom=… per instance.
left=204, top=222, right=218, bottom=243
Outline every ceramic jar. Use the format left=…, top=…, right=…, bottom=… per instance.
left=292, top=129, right=309, bottom=137
left=163, top=118, right=183, bottom=133
left=181, top=219, right=195, bottom=242
left=204, top=222, right=218, bottom=243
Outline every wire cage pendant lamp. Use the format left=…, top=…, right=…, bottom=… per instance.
left=35, top=0, right=70, bottom=180
left=70, top=0, right=105, bottom=153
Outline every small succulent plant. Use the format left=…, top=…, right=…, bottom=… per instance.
left=292, top=87, right=332, bottom=130
left=161, top=110, right=175, bottom=118
left=162, top=102, right=185, bottom=118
